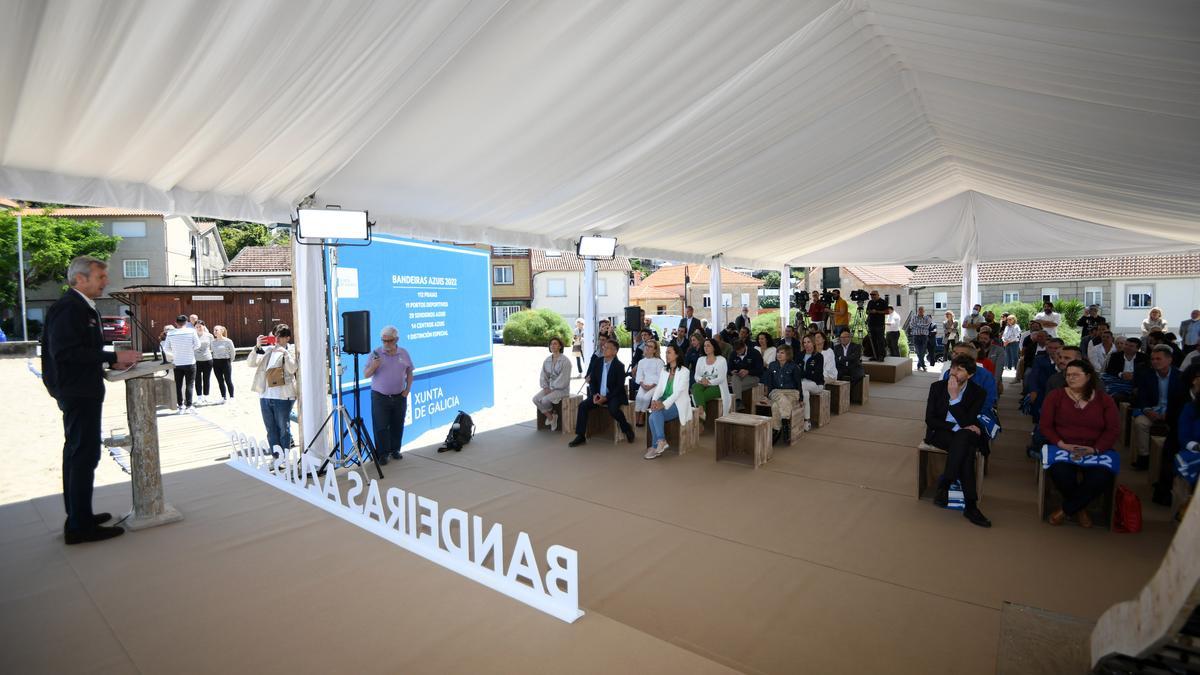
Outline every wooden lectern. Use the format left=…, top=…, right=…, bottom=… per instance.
left=104, top=360, right=183, bottom=530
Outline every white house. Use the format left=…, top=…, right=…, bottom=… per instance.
left=531, top=250, right=632, bottom=325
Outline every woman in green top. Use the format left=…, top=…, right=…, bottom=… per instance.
left=645, top=344, right=693, bottom=459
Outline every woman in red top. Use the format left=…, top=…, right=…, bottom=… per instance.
left=1040, top=359, right=1119, bottom=528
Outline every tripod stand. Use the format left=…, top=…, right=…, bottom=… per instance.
left=306, top=352, right=384, bottom=479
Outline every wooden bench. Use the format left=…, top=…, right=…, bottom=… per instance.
left=715, top=413, right=772, bottom=468
left=562, top=395, right=582, bottom=435
left=1117, top=401, right=1131, bottom=453
left=825, top=380, right=850, bottom=415
left=1037, top=464, right=1117, bottom=531
left=850, top=374, right=870, bottom=405
left=754, top=395, right=804, bottom=446
left=808, top=388, right=831, bottom=428
left=862, top=356, right=912, bottom=383
left=1149, top=435, right=1165, bottom=487
left=916, top=442, right=985, bottom=501
left=645, top=414, right=699, bottom=455
left=563, top=395, right=633, bottom=443
left=739, top=384, right=764, bottom=414
left=536, top=400, right=563, bottom=432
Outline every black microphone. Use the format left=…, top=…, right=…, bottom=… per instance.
left=124, top=309, right=165, bottom=364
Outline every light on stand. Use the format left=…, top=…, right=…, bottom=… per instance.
left=296, top=208, right=370, bottom=243
left=576, top=236, right=617, bottom=260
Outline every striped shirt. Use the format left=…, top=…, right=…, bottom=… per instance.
left=907, top=314, right=933, bottom=336
left=164, top=327, right=200, bottom=366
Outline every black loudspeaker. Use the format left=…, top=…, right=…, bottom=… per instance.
left=342, top=310, right=371, bottom=354
left=624, top=306, right=642, bottom=333
left=822, top=267, right=841, bottom=290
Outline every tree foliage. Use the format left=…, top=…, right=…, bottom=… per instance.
left=219, top=222, right=290, bottom=260
left=0, top=210, right=120, bottom=311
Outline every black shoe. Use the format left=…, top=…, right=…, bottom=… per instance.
left=623, top=426, right=636, bottom=443
left=1152, top=489, right=1172, bottom=507
left=63, top=513, right=115, bottom=530
left=65, top=525, right=125, bottom=545
left=781, top=420, right=791, bottom=444
left=1132, top=455, right=1150, bottom=470
left=963, top=507, right=992, bottom=528
left=933, top=490, right=949, bottom=508
left=568, top=436, right=586, bottom=447
left=772, top=429, right=782, bottom=445
left=377, top=454, right=389, bottom=466
left=390, top=451, right=402, bottom=460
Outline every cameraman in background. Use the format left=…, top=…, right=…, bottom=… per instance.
left=807, top=293, right=828, bottom=333
left=865, top=290, right=888, bottom=361
left=831, top=289, right=850, bottom=337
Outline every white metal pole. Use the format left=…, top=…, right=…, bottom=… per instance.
left=583, top=258, right=597, bottom=358
left=16, top=214, right=27, bottom=341
left=709, top=256, right=723, bottom=331
left=779, top=265, right=791, bottom=334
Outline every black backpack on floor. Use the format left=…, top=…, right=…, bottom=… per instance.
left=438, top=411, right=475, bottom=452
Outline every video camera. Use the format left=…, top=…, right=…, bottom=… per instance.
left=848, top=289, right=870, bottom=304
left=793, top=289, right=836, bottom=307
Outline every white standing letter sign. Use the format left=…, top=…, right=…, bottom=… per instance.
left=225, top=432, right=583, bottom=623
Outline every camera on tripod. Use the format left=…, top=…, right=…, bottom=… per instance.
left=848, top=289, right=870, bottom=305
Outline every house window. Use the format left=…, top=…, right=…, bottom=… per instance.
left=264, top=278, right=282, bottom=287
left=111, top=221, right=146, bottom=237
left=547, top=279, right=567, bottom=297
left=492, top=247, right=528, bottom=257
left=597, top=278, right=608, bottom=296
left=493, top=265, right=514, bottom=285
left=656, top=305, right=666, bottom=314
left=1002, top=291, right=1020, bottom=303
left=722, top=293, right=733, bottom=307
left=1041, top=288, right=1059, bottom=303
left=740, top=293, right=750, bottom=308
left=203, top=239, right=210, bottom=255
left=123, top=259, right=149, bottom=278
left=1126, top=285, right=1153, bottom=309
left=702, top=295, right=712, bottom=308
left=1085, top=287, right=1103, bottom=307
left=933, top=292, right=948, bottom=310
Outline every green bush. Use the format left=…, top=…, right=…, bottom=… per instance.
left=982, top=301, right=1037, bottom=329
left=1054, top=298, right=1085, bottom=327
left=759, top=295, right=779, bottom=309
left=751, top=311, right=780, bottom=340
left=1058, top=324, right=1081, bottom=348
left=614, top=324, right=632, bottom=348
left=502, top=309, right=571, bottom=347
left=897, top=327, right=910, bottom=357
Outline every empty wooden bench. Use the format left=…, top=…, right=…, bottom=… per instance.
left=825, top=380, right=851, bottom=415
left=808, top=388, right=831, bottom=428
left=850, top=374, right=870, bottom=405
left=715, top=413, right=772, bottom=469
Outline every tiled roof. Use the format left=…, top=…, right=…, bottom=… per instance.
left=843, top=265, right=913, bottom=287
left=911, top=253, right=1200, bottom=286
left=629, top=284, right=679, bottom=301
left=531, top=249, right=632, bottom=273
left=225, top=246, right=291, bottom=273
left=641, top=264, right=763, bottom=287
left=15, top=206, right=164, bottom=217
left=0, top=198, right=21, bottom=209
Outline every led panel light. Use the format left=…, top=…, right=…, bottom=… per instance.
left=297, top=208, right=369, bottom=240
left=576, top=236, right=617, bottom=259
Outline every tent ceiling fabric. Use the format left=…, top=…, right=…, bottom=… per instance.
left=1, top=0, right=1197, bottom=267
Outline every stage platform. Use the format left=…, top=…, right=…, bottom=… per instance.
left=0, top=368, right=1178, bottom=674
left=861, top=356, right=912, bottom=383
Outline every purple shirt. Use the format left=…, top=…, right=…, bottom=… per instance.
left=370, top=346, right=413, bottom=395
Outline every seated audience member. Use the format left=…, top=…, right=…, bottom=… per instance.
left=975, top=329, right=1005, bottom=376
left=532, top=337, right=572, bottom=431
left=728, top=339, right=764, bottom=410
left=1175, top=377, right=1200, bottom=511
left=1044, top=346, right=1096, bottom=395
left=943, top=344, right=997, bottom=413
left=641, top=316, right=658, bottom=341
left=628, top=328, right=653, bottom=399
left=633, top=340, right=665, bottom=426
left=568, top=339, right=635, bottom=447
left=796, top=336, right=825, bottom=432
left=714, top=329, right=734, bottom=360
left=812, top=330, right=839, bottom=383
left=1088, top=330, right=1119, bottom=374
left=691, top=338, right=730, bottom=422
left=833, top=329, right=864, bottom=384
left=671, top=327, right=688, bottom=354
left=684, top=333, right=704, bottom=385
left=1020, top=323, right=1046, bottom=387
left=1041, top=359, right=1120, bottom=528
left=1181, top=309, right=1200, bottom=354
left=1131, top=346, right=1188, bottom=505
left=1102, top=336, right=1147, bottom=403
left=1029, top=338, right=1064, bottom=414
left=738, top=326, right=752, bottom=348
left=763, top=345, right=802, bottom=444
left=720, top=322, right=739, bottom=346
left=700, top=319, right=712, bottom=338
left=777, top=325, right=799, bottom=351
left=924, top=355, right=991, bottom=528
left=644, top=344, right=692, bottom=460
left=755, top=331, right=777, bottom=365
left=981, top=311, right=1002, bottom=338
left=1142, top=307, right=1167, bottom=340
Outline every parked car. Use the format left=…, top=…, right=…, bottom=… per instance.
left=101, top=316, right=131, bottom=343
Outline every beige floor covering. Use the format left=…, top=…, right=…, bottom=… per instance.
left=0, top=369, right=1178, bottom=674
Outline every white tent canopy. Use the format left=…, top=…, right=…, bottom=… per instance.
left=2, top=0, right=1198, bottom=266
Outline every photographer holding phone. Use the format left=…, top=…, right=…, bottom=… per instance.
left=249, top=325, right=297, bottom=454
left=364, top=325, right=414, bottom=465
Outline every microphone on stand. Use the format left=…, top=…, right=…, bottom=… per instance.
left=124, top=309, right=166, bottom=364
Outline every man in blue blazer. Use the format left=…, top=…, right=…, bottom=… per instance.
left=569, top=339, right=635, bottom=446
left=1132, top=345, right=1188, bottom=503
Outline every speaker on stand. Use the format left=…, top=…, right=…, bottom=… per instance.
left=624, top=306, right=643, bottom=334
left=342, top=310, right=371, bottom=355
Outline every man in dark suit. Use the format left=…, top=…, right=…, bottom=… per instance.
left=832, top=329, right=864, bottom=383
left=728, top=339, right=764, bottom=409
left=1131, top=346, right=1188, bottom=503
left=924, top=355, right=990, bottom=528
left=41, top=256, right=139, bottom=544
left=734, top=306, right=752, bottom=332
left=569, top=339, right=635, bottom=446
left=678, top=306, right=701, bottom=340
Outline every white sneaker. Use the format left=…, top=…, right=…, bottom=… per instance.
left=695, top=407, right=706, bottom=422
left=187, top=406, right=197, bottom=414
left=803, top=421, right=812, bottom=432
left=176, top=407, right=186, bottom=415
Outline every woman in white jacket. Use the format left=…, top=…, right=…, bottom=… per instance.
left=813, top=331, right=839, bottom=383
left=248, top=324, right=298, bottom=454
left=644, top=344, right=693, bottom=459
left=691, top=338, right=731, bottom=423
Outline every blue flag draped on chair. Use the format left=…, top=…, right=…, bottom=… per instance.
left=1176, top=449, right=1200, bottom=487
left=1041, top=444, right=1120, bottom=474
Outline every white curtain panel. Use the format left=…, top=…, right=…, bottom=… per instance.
left=2, top=0, right=1198, bottom=267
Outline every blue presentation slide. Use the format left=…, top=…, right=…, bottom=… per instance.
left=330, top=236, right=494, bottom=448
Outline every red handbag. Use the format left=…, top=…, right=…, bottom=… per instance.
left=1113, top=485, right=1142, bottom=533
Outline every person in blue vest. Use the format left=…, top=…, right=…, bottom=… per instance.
left=1131, top=345, right=1188, bottom=505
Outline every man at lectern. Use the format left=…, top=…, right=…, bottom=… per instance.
left=41, top=256, right=140, bottom=545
